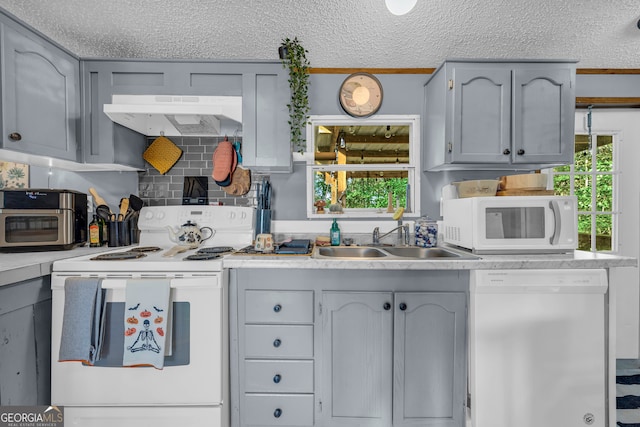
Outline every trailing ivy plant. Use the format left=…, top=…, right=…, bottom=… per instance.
left=279, top=37, right=311, bottom=153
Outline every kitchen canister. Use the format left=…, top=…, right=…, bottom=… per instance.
left=415, top=217, right=438, bottom=247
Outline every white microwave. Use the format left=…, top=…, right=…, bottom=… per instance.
left=442, top=195, right=578, bottom=254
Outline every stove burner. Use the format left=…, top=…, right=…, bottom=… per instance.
left=196, top=246, right=234, bottom=255
left=128, top=246, right=162, bottom=253
left=183, top=253, right=222, bottom=261
left=91, top=252, right=147, bottom=261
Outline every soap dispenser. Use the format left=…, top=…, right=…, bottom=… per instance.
left=330, top=219, right=341, bottom=246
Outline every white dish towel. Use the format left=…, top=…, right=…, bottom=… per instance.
left=122, top=279, right=171, bottom=369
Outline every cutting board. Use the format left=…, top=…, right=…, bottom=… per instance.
left=496, top=189, right=555, bottom=196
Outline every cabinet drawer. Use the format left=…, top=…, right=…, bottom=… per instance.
left=244, top=394, right=314, bottom=426
left=245, top=360, right=313, bottom=393
left=245, top=325, right=313, bottom=358
left=245, top=290, right=313, bottom=324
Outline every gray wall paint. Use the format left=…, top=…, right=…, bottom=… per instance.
left=14, top=71, right=640, bottom=220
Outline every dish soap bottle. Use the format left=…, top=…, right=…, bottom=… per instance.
left=330, top=219, right=341, bottom=246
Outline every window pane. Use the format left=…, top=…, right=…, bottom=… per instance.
left=314, top=125, right=410, bottom=165
left=596, top=135, right=613, bottom=172
left=574, top=175, right=592, bottom=211
left=596, top=175, right=613, bottom=212
left=577, top=214, right=592, bottom=251
left=574, top=143, right=592, bottom=173
left=595, top=214, right=612, bottom=250
left=313, top=169, right=408, bottom=209
left=553, top=174, right=571, bottom=196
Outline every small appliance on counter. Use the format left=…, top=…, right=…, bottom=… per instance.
left=442, top=195, right=578, bottom=254
left=0, top=189, right=88, bottom=251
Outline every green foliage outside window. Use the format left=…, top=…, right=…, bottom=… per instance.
left=315, top=174, right=407, bottom=209
left=553, top=136, right=613, bottom=251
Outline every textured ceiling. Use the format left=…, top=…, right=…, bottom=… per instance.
left=1, top=0, right=639, bottom=68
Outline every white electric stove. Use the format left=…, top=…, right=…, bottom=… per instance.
left=54, top=205, right=254, bottom=273
left=51, top=205, right=254, bottom=427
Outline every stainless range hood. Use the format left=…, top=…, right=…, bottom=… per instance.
left=103, top=95, right=242, bottom=137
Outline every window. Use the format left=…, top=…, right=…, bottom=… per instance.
left=305, top=115, right=420, bottom=218
left=551, top=134, right=617, bottom=252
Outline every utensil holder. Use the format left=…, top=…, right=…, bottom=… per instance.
left=107, top=221, right=120, bottom=247
left=118, top=220, right=131, bottom=246
left=255, top=209, right=272, bottom=238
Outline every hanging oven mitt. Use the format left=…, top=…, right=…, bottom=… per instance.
left=212, top=137, right=237, bottom=187
left=223, top=166, right=251, bottom=196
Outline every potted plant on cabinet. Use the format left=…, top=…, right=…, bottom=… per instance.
left=279, top=37, right=311, bottom=154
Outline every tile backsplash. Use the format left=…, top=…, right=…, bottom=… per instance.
left=138, top=136, right=265, bottom=207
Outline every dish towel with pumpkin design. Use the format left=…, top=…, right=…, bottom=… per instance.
left=122, top=279, right=171, bottom=369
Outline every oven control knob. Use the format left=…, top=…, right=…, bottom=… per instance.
left=157, top=211, right=165, bottom=220
left=144, top=211, right=154, bottom=220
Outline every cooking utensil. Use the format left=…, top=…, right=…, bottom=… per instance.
left=129, top=194, right=144, bottom=212
left=119, top=198, right=130, bottom=217
left=96, top=205, right=111, bottom=222
left=89, top=187, right=111, bottom=211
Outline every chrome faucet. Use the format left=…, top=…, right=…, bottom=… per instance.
left=372, top=222, right=411, bottom=246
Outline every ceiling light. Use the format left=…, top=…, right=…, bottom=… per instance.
left=385, top=0, right=417, bottom=15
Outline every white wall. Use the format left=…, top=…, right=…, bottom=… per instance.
left=574, top=110, right=640, bottom=358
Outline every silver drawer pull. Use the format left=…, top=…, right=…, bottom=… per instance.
left=273, top=304, right=282, bottom=313
left=274, top=408, right=282, bottom=418
left=273, top=374, right=281, bottom=383
left=273, top=338, right=282, bottom=348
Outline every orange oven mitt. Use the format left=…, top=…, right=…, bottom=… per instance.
left=212, top=138, right=237, bottom=187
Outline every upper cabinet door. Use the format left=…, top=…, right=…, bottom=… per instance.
left=512, top=68, right=575, bottom=164
left=1, top=23, right=79, bottom=161
left=450, top=67, right=511, bottom=164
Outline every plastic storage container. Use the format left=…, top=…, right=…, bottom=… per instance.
left=415, top=217, right=438, bottom=247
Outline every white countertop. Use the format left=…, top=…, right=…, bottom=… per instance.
left=1, top=245, right=636, bottom=288
left=0, top=245, right=113, bottom=287
left=223, top=248, right=638, bottom=270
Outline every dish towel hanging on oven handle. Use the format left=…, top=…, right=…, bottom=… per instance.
left=59, top=277, right=106, bottom=365
left=123, top=279, right=171, bottom=369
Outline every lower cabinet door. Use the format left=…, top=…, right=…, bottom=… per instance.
left=243, top=394, right=314, bottom=426
left=393, top=292, right=467, bottom=427
left=321, top=292, right=393, bottom=427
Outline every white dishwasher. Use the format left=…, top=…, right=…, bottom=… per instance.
left=469, top=269, right=608, bottom=427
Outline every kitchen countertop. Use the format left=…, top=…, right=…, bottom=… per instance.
left=1, top=245, right=636, bottom=288
left=0, top=245, right=114, bottom=287
left=223, top=247, right=638, bottom=270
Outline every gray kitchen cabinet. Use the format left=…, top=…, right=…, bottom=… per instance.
left=321, top=291, right=466, bottom=427
left=0, top=15, right=80, bottom=162
left=81, top=60, right=290, bottom=171
left=423, top=59, right=576, bottom=171
left=392, top=293, right=466, bottom=427
left=230, top=269, right=468, bottom=427
left=0, top=275, right=52, bottom=405
left=321, top=292, right=393, bottom=427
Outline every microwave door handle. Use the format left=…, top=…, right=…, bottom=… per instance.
left=549, top=200, right=561, bottom=245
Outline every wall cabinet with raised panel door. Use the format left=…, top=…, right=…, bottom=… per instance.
left=0, top=14, right=80, bottom=162
left=423, top=59, right=576, bottom=171
left=229, top=268, right=468, bottom=427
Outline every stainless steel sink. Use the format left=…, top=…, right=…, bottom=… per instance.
left=382, top=247, right=464, bottom=259
left=316, top=247, right=388, bottom=258
left=314, top=245, right=477, bottom=260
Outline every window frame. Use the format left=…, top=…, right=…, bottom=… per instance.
left=304, top=115, right=421, bottom=219
left=548, top=132, right=619, bottom=253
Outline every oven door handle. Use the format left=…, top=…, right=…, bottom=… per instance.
left=549, top=200, right=561, bottom=245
